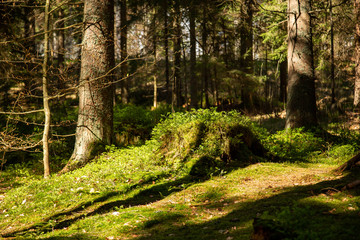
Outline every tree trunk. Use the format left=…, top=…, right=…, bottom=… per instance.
left=57, top=0, right=65, bottom=67
left=153, top=7, right=158, bottom=109
left=115, top=0, right=121, bottom=103
left=164, top=0, right=171, bottom=104
left=240, top=0, right=253, bottom=109
left=330, top=0, right=336, bottom=105
left=222, top=19, right=229, bottom=68
left=202, top=6, right=209, bottom=108
left=189, top=5, right=198, bottom=109
left=279, top=59, right=287, bottom=104
left=285, top=0, right=317, bottom=129
left=173, top=0, right=182, bottom=108
left=240, top=0, right=253, bottom=73
left=354, top=0, right=360, bottom=108
left=24, top=0, right=36, bottom=58
left=62, top=0, right=115, bottom=172
left=264, top=45, right=269, bottom=98
left=120, top=0, right=128, bottom=104
left=42, top=0, right=51, bottom=178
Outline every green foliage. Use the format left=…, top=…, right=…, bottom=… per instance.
left=264, top=128, right=325, bottom=161
left=152, top=108, right=258, bottom=140
left=258, top=0, right=287, bottom=62
left=113, top=104, right=171, bottom=146
left=3, top=110, right=360, bottom=239
left=327, top=144, right=356, bottom=159
left=0, top=109, right=267, bottom=235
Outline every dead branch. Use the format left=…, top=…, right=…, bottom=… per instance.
left=0, top=109, right=44, bottom=115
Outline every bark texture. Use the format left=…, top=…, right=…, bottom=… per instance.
left=24, top=0, right=36, bottom=57
left=240, top=0, right=254, bottom=109
left=285, top=0, right=317, bottom=129
left=202, top=6, right=209, bottom=108
left=279, top=59, right=287, bottom=104
left=163, top=0, right=170, bottom=104
left=153, top=8, right=158, bottom=109
left=189, top=5, right=198, bottom=108
left=240, top=0, right=253, bottom=72
left=173, top=0, right=182, bottom=108
left=56, top=0, right=65, bottom=66
left=354, top=0, right=360, bottom=107
left=42, top=0, right=51, bottom=178
left=120, top=0, right=128, bottom=104
left=63, top=0, right=115, bottom=172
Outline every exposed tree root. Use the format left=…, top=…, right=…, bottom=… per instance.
left=334, top=152, right=360, bottom=173
left=342, top=180, right=360, bottom=191
left=332, top=152, right=360, bottom=191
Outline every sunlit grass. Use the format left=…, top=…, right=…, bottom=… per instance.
left=1, top=110, right=360, bottom=239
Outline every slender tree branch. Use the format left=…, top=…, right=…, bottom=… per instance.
left=0, top=109, right=44, bottom=115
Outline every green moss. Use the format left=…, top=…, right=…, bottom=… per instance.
left=152, top=109, right=266, bottom=177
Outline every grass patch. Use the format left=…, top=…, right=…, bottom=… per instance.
left=1, top=109, right=360, bottom=239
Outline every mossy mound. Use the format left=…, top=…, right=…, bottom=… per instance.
left=152, top=109, right=266, bottom=177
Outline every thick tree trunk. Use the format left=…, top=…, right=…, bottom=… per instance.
left=354, top=0, right=360, bottom=107
left=285, top=0, right=317, bottom=129
left=42, top=0, right=51, bottom=178
left=62, top=0, right=115, bottom=172
left=189, top=5, right=198, bottom=109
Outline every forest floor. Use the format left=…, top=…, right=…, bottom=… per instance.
left=1, top=111, right=360, bottom=239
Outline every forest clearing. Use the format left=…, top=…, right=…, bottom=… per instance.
left=2, top=0, right=360, bottom=239
left=1, top=109, right=360, bottom=239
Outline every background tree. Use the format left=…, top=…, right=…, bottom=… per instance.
left=354, top=0, right=360, bottom=108
left=42, top=0, right=51, bottom=178
left=120, top=0, right=129, bottom=104
left=189, top=1, right=198, bottom=108
left=1, top=0, right=360, bottom=174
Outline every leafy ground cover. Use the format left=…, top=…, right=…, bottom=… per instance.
left=0, top=109, right=360, bottom=239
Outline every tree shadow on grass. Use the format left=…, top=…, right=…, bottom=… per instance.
left=22, top=234, right=101, bottom=240
left=1, top=175, right=207, bottom=239
left=132, top=170, right=360, bottom=240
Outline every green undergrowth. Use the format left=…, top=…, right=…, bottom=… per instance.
left=113, top=104, right=171, bottom=146
left=1, top=109, right=360, bottom=239
left=151, top=109, right=267, bottom=177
